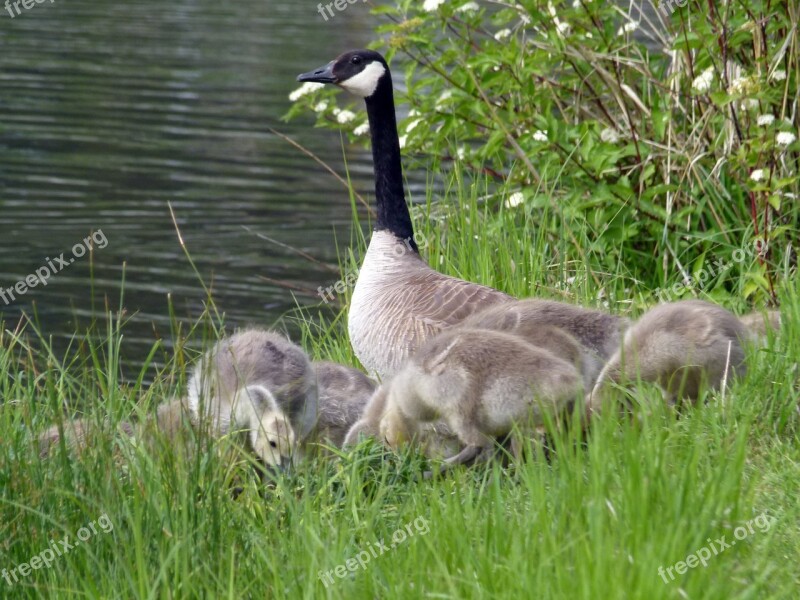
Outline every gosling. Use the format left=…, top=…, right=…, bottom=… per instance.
left=588, top=300, right=749, bottom=409
left=187, top=329, right=318, bottom=470
left=311, top=361, right=377, bottom=449
left=37, top=397, right=189, bottom=458
left=378, top=328, right=583, bottom=469
left=460, top=300, right=619, bottom=390
left=343, top=385, right=461, bottom=458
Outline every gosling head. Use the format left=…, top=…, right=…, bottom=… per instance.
left=250, top=412, right=297, bottom=472
left=378, top=402, right=416, bottom=449
left=297, top=49, right=389, bottom=99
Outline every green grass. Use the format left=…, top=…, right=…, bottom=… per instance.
left=1, top=180, right=799, bottom=599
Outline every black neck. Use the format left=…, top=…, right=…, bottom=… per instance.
left=364, top=73, right=418, bottom=253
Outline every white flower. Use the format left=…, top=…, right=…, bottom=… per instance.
left=423, top=0, right=445, bottom=11
left=729, top=75, right=750, bottom=94
left=494, top=28, right=512, bottom=41
left=757, top=114, right=775, bottom=126
left=456, top=1, right=479, bottom=12
left=532, top=130, right=548, bottom=142
left=600, top=128, right=620, bottom=143
left=617, top=21, right=638, bottom=36
left=572, top=0, right=581, bottom=7
left=288, top=81, right=324, bottom=102
left=399, top=135, right=408, bottom=149
left=750, top=169, right=765, bottom=182
left=556, top=20, right=571, bottom=35
left=776, top=131, right=797, bottom=146
left=692, top=67, right=714, bottom=94
left=456, top=146, right=466, bottom=160
left=505, top=192, right=525, bottom=209
left=336, top=110, right=356, bottom=124
left=313, top=101, right=329, bottom=113
left=770, top=69, right=787, bottom=82
left=353, top=123, right=370, bottom=136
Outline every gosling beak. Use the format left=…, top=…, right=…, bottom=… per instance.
left=297, top=61, right=337, bottom=84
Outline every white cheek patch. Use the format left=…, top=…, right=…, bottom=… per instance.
left=339, top=62, right=386, bottom=98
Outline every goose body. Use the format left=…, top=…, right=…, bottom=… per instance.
left=589, top=300, right=748, bottom=407
left=187, top=329, right=318, bottom=468
left=298, top=50, right=512, bottom=379
left=378, top=328, right=583, bottom=468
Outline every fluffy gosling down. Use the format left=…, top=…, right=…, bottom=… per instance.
left=187, top=329, right=318, bottom=470
left=588, top=300, right=750, bottom=409
left=461, top=299, right=629, bottom=390
left=37, top=397, right=188, bottom=458
left=343, top=384, right=462, bottom=459
left=311, top=361, right=377, bottom=449
left=378, top=328, right=584, bottom=470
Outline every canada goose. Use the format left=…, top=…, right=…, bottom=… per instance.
left=310, top=361, right=377, bottom=448
left=588, top=300, right=749, bottom=409
left=298, top=50, right=513, bottom=379
left=187, top=329, right=318, bottom=470
left=460, top=299, right=630, bottom=389
left=377, top=328, right=583, bottom=469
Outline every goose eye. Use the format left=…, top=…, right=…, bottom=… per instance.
left=269, top=440, right=278, bottom=448
left=351, top=56, right=362, bottom=65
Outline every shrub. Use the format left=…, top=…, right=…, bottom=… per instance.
left=287, top=0, right=798, bottom=305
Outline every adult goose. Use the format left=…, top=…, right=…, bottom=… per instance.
left=298, top=50, right=512, bottom=378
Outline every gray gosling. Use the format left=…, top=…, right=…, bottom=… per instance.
left=344, top=299, right=621, bottom=453
left=187, top=329, right=318, bottom=470
left=739, top=309, right=781, bottom=344
left=588, top=300, right=749, bottom=410
left=37, top=397, right=189, bottom=458
left=460, top=299, right=627, bottom=389
left=378, top=328, right=583, bottom=469
left=343, top=385, right=461, bottom=458
left=311, top=361, right=377, bottom=449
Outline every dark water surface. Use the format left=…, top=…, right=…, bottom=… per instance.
left=0, top=0, right=381, bottom=369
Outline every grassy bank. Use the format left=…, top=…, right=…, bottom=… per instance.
left=1, top=177, right=799, bottom=599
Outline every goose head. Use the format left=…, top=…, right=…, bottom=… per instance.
left=297, top=49, right=389, bottom=99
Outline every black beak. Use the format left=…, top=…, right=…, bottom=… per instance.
left=297, top=61, right=337, bottom=84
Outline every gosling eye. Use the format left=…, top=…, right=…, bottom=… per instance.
left=269, top=440, right=278, bottom=448
left=351, top=56, right=362, bottom=65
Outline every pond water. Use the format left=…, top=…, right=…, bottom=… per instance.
left=0, top=0, right=384, bottom=368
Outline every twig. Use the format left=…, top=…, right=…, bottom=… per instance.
left=266, top=127, right=374, bottom=217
